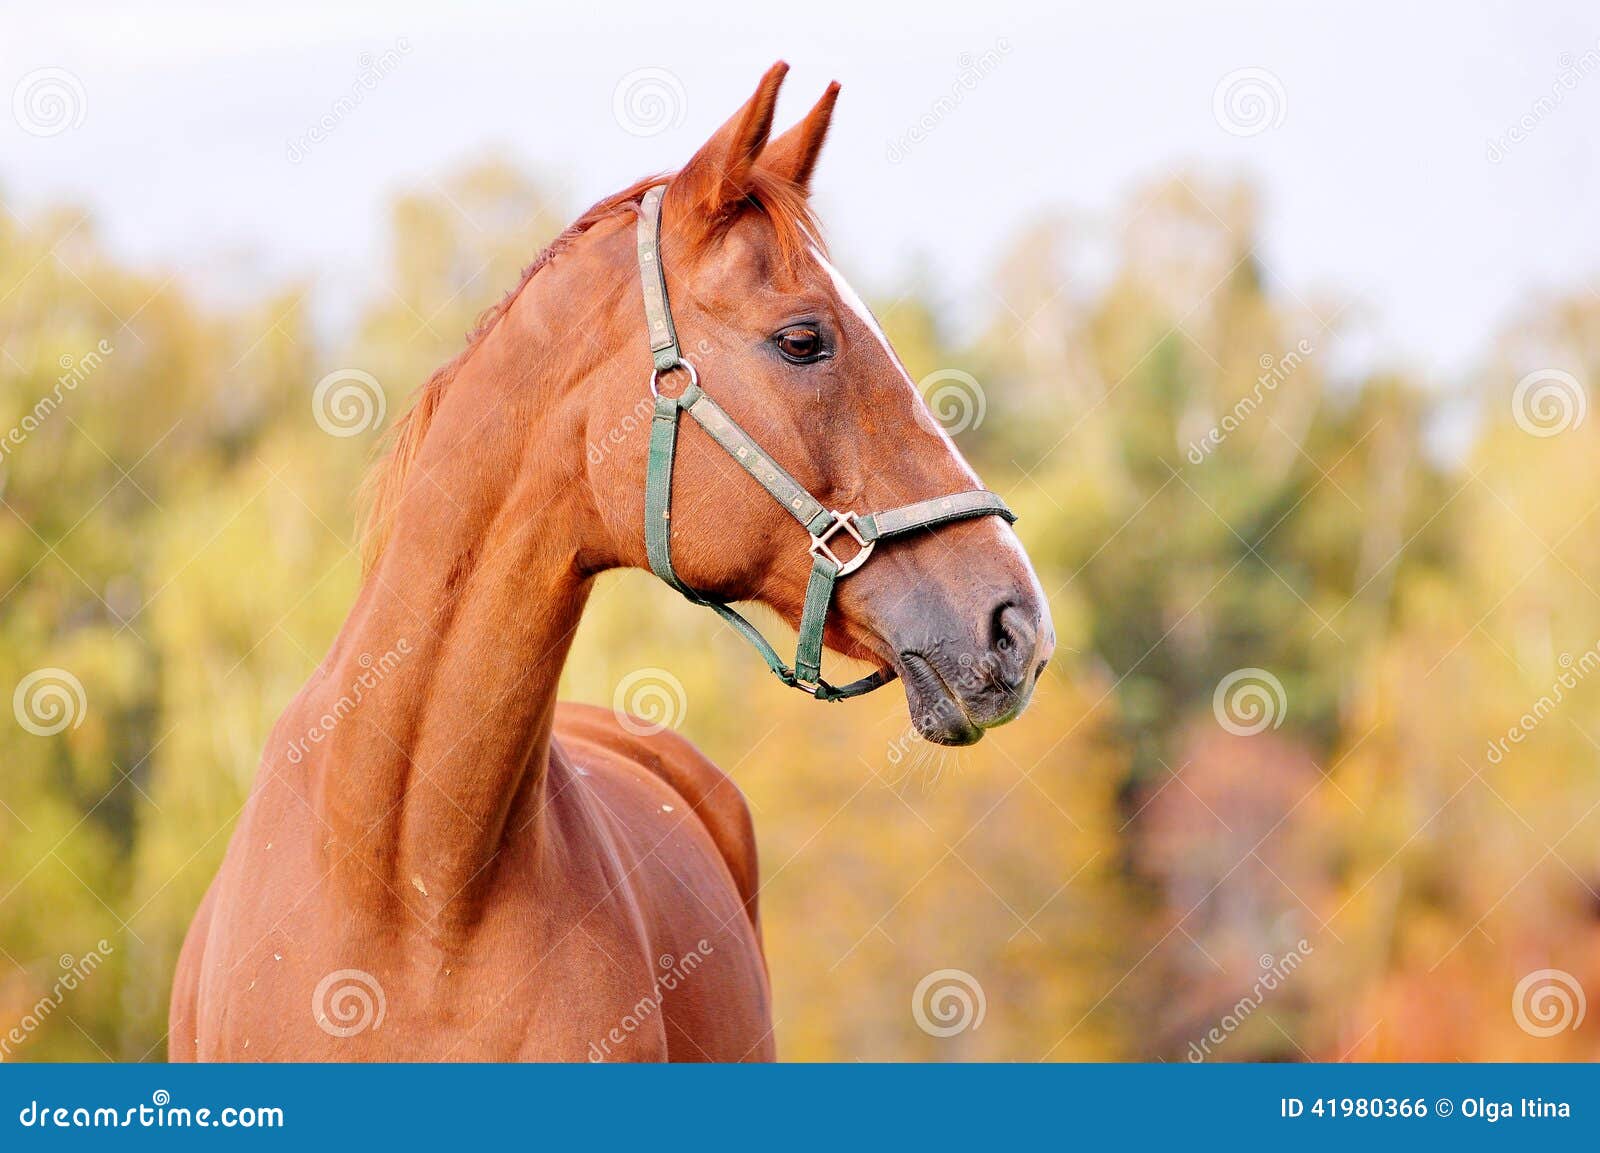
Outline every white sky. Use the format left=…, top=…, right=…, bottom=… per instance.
left=3, top=0, right=1597, bottom=385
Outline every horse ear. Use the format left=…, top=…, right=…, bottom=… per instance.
left=671, top=61, right=788, bottom=221
left=760, top=82, right=840, bottom=193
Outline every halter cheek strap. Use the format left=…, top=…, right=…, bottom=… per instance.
left=635, top=184, right=1016, bottom=701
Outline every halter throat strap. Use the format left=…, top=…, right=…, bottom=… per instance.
left=635, top=184, right=1016, bottom=701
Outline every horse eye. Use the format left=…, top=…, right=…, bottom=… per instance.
left=775, top=327, right=825, bottom=363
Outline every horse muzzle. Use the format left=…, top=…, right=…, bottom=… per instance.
left=892, top=594, right=1055, bottom=746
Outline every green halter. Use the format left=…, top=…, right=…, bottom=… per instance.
left=636, top=184, right=1016, bottom=701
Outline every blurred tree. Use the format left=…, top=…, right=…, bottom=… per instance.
left=0, top=162, right=1594, bottom=1064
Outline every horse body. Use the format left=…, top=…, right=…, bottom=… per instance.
left=173, top=701, right=771, bottom=1061
left=173, top=63, right=1052, bottom=1061
left=170, top=197, right=774, bottom=1058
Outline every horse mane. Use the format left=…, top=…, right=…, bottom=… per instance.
left=358, top=169, right=821, bottom=572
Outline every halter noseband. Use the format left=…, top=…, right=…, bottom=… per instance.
left=635, top=184, right=1016, bottom=701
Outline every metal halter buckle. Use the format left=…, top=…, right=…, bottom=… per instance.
left=791, top=673, right=823, bottom=694
left=648, top=357, right=699, bottom=398
left=809, top=510, right=875, bottom=577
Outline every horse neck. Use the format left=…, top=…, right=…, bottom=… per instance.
left=297, top=251, right=623, bottom=933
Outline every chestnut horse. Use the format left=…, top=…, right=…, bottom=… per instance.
left=171, top=63, right=1052, bottom=1061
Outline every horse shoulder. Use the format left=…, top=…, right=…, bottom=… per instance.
left=552, top=701, right=762, bottom=935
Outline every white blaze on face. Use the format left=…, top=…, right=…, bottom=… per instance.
left=808, top=247, right=1047, bottom=610
left=809, top=246, right=981, bottom=489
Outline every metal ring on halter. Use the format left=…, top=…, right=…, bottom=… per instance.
left=648, top=357, right=699, bottom=398
left=809, top=510, right=876, bottom=577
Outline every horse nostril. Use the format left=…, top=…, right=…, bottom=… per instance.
left=989, top=601, right=1016, bottom=653
left=985, top=601, right=1039, bottom=690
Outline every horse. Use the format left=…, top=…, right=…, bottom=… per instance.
left=170, top=62, right=1053, bottom=1061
